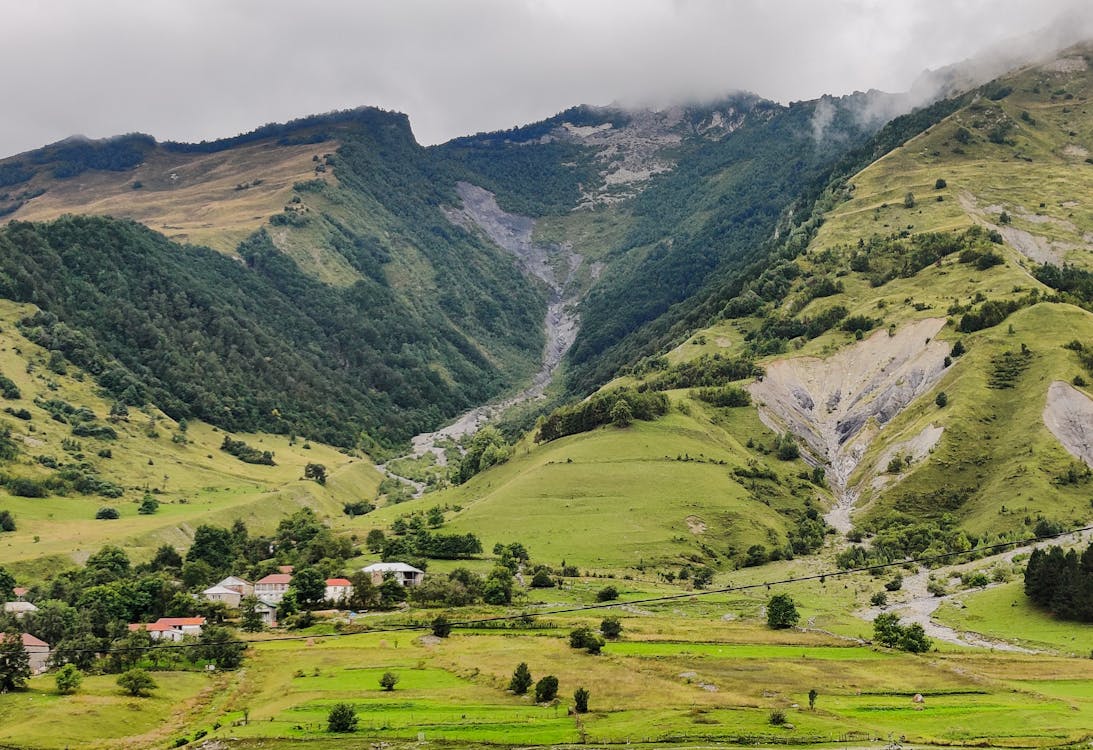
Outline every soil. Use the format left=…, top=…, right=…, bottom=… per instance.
left=1043, top=380, right=1093, bottom=467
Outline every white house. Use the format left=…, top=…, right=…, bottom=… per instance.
left=201, top=585, right=242, bottom=609
left=324, top=577, right=353, bottom=603
left=361, top=562, right=424, bottom=587
left=255, top=573, right=292, bottom=603
left=128, top=616, right=206, bottom=642
left=215, top=576, right=253, bottom=597
left=3, top=601, right=38, bottom=618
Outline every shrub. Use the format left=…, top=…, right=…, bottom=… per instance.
left=0, top=510, right=14, bottom=532
left=573, top=687, right=590, bottom=713
left=534, top=675, right=559, bottom=703
left=55, top=664, right=82, bottom=694
left=530, top=569, right=554, bottom=588
left=935, top=391, right=948, bottom=407
left=870, top=592, right=888, bottom=607
left=769, top=709, right=787, bottom=726
left=138, top=494, right=159, bottom=515
left=904, top=192, right=916, bottom=208
left=117, top=668, right=156, bottom=696
left=934, top=178, right=947, bottom=189
left=596, top=585, right=619, bottom=602
left=379, top=671, right=399, bottom=691
left=569, top=626, right=605, bottom=654
left=95, top=507, right=120, bottom=520
left=600, top=616, right=622, bottom=639
left=509, top=662, right=533, bottom=695
left=431, top=615, right=452, bottom=638
left=327, top=702, right=358, bottom=733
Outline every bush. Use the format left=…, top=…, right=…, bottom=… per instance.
left=934, top=178, right=947, bottom=189
left=55, top=664, right=82, bottom=694
left=530, top=569, right=554, bottom=588
left=766, top=593, right=799, bottom=629
left=600, top=616, right=622, bottom=639
left=431, top=615, right=452, bottom=638
left=0, top=509, right=14, bottom=532
left=870, top=591, right=888, bottom=607
left=117, top=668, right=156, bottom=696
left=596, top=585, right=619, bottom=602
left=379, top=671, right=399, bottom=691
left=95, top=507, right=120, bottom=520
left=509, top=662, right=533, bottom=695
left=769, top=709, right=787, bottom=726
left=327, top=702, right=358, bottom=733
left=573, top=687, right=590, bottom=713
left=569, top=626, right=605, bottom=654
left=935, top=391, right=948, bottom=407
left=534, top=675, right=559, bottom=703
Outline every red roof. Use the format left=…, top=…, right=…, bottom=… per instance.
left=325, top=578, right=352, bottom=586
left=21, top=633, right=48, bottom=648
left=277, top=565, right=295, bottom=574
left=128, top=622, right=171, bottom=632
left=13, top=587, right=28, bottom=597
left=257, top=573, right=292, bottom=585
left=156, top=617, right=205, bottom=627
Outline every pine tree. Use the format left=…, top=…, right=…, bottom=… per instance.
left=509, top=662, right=533, bottom=695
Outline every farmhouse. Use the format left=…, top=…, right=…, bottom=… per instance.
left=128, top=616, right=206, bottom=642
left=201, top=585, right=242, bottom=608
left=324, top=577, right=353, bottom=603
left=215, top=576, right=253, bottom=596
left=21, top=633, right=50, bottom=674
left=361, top=562, right=424, bottom=587
left=254, top=573, right=292, bottom=603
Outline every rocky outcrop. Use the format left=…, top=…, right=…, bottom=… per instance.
left=1043, top=380, right=1093, bottom=467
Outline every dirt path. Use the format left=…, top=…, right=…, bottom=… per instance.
left=855, top=528, right=1093, bottom=652
left=379, top=183, right=583, bottom=493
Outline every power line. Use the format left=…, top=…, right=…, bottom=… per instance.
left=39, top=524, right=1093, bottom=656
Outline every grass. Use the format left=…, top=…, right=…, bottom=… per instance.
left=934, top=580, right=1093, bottom=654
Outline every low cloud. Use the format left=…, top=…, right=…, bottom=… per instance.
left=1, top=0, right=1092, bottom=156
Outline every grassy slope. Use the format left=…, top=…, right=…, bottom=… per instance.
left=0, top=298, right=382, bottom=581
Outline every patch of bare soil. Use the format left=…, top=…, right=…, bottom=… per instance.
left=685, top=515, right=707, bottom=535
left=1043, top=380, right=1093, bottom=467
left=871, top=424, right=945, bottom=491
left=748, top=318, right=949, bottom=531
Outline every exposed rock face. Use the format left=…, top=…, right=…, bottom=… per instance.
left=1043, top=381, right=1093, bottom=467
left=748, top=318, right=950, bottom=530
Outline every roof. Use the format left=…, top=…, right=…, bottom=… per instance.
left=325, top=578, right=352, bottom=586
left=156, top=617, right=205, bottom=627
left=256, top=573, right=292, bottom=585
left=202, top=585, right=240, bottom=595
left=254, top=597, right=278, bottom=608
left=362, top=562, right=424, bottom=574
left=128, top=622, right=171, bottom=632
left=13, top=587, right=28, bottom=597
left=277, top=565, right=295, bottom=574
left=216, top=576, right=250, bottom=587
left=21, top=633, right=48, bottom=648
left=3, top=601, right=38, bottom=613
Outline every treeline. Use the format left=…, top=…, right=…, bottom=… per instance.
left=1024, top=542, right=1093, bottom=622
left=536, top=388, right=670, bottom=443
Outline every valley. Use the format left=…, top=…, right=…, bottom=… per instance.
left=1, top=34, right=1093, bottom=750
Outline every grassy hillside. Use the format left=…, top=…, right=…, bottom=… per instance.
left=0, top=297, right=382, bottom=580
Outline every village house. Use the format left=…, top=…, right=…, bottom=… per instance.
left=324, top=577, right=353, bottom=603
left=215, top=575, right=253, bottom=596
left=21, top=633, right=50, bottom=674
left=201, top=585, right=242, bottom=608
left=361, top=562, right=424, bottom=587
left=253, top=598, right=278, bottom=627
left=128, top=616, right=206, bottom=642
left=254, top=573, right=292, bottom=603
left=3, top=600, right=38, bottom=618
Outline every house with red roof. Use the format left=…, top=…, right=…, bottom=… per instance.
left=324, top=578, right=353, bottom=604
left=128, top=616, right=206, bottom=642
left=20, top=633, right=50, bottom=674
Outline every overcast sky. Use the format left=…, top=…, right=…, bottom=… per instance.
left=1, top=0, right=1091, bottom=156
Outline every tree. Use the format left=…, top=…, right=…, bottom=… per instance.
left=935, top=391, right=948, bottom=407
left=530, top=569, right=554, bottom=588
left=304, top=463, right=327, bottom=485
left=431, top=615, right=452, bottom=638
left=186, top=525, right=235, bottom=573
left=85, top=544, right=132, bottom=583
left=904, top=192, right=916, bottom=208
left=378, top=577, right=407, bottom=609
left=600, top=616, right=622, bottom=639
left=899, top=622, right=932, bottom=653
left=95, top=507, right=120, bottom=520
left=55, top=663, right=83, bottom=694
left=290, top=567, right=326, bottom=609
left=569, top=626, right=604, bottom=655
left=117, top=668, right=157, bottom=696
left=573, top=686, right=590, bottom=713
left=150, top=544, right=183, bottom=571
left=872, top=612, right=904, bottom=648
left=534, top=675, right=559, bottom=702
left=200, top=625, right=246, bottom=669
left=426, top=506, right=445, bottom=528
left=509, top=662, right=533, bottom=695
left=379, top=671, right=399, bottom=691
left=609, top=398, right=633, bottom=427
left=240, top=596, right=264, bottom=632
left=327, top=702, right=358, bottom=732
left=0, top=566, right=14, bottom=600
left=596, top=585, right=619, bottom=602
left=0, top=631, right=31, bottom=691
left=347, top=572, right=380, bottom=611
left=0, top=509, right=15, bottom=532
left=365, top=529, right=386, bottom=553
left=766, top=593, right=799, bottom=629
left=137, top=494, right=159, bottom=515
left=808, top=688, right=818, bottom=710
